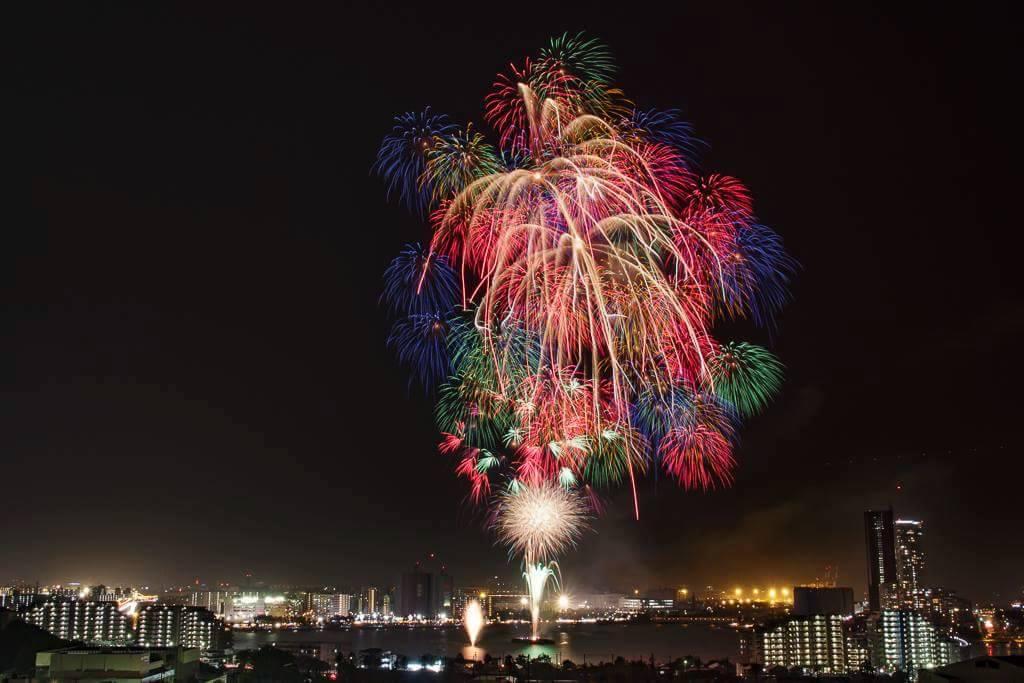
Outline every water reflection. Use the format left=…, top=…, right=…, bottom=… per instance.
left=235, top=622, right=740, bottom=665
left=460, top=645, right=485, bottom=661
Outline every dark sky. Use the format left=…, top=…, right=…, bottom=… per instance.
left=6, top=3, right=1021, bottom=602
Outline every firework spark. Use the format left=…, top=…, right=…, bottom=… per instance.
left=711, top=341, right=784, bottom=417
left=374, top=108, right=456, bottom=216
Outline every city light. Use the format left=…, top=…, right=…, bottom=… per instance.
left=3, top=16, right=1012, bottom=683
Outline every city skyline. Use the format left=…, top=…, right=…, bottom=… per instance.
left=5, top=2, right=1022, bottom=605
left=3, top=502, right=1019, bottom=679
left=0, top=494, right=1009, bottom=603
left=0, top=503, right=1000, bottom=612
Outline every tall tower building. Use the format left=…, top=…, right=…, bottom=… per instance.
left=364, top=587, right=378, bottom=614
left=436, top=570, right=454, bottom=618
left=894, top=519, right=925, bottom=609
left=864, top=509, right=897, bottom=611
left=331, top=593, right=353, bottom=617
left=400, top=568, right=433, bottom=618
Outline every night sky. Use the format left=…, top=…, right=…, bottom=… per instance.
left=6, top=3, right=1021, bottom=601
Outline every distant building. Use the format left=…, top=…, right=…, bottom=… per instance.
left=1, top=587, right=44, bottom=610
left=864, top=508, right=898, bottom=610
left=225, top=593, right=265, bottom=622
left=618, top=596, right=675, bottom=611
left=792, top=586, right=855, bottom=616
left=136, top=605, right=221, bottom=651
left=362, top=587, right=379, bottom=614
left=922, top=587, right=972, bottom=626
left=331, top=593, right=353, bottom=617
left=190, top=590, right=230, bottom=616
left=86, top=584, right=120, bottom=602
left=436, top=571, right=454, bottom=618
left=646, top=588, right=677, bottom=601
left=400, top=569, right=433, bottom=618
left=618, top=596, right=642, bottom=611
left=452, top=587, right=486, bottom=619
left=676, top=587, right=695, bottom=609
left=27, top=600, right=128, bottom=645
left=895, top=518, right=926, bottom=609
left=870, top=609, right=950, bottom=679
left=752, top=614, right=848, bottom=674
left=263, top=595, right=290, bottom=619
left=480, top=577, right=527, bottom=618
left=306, top=592, right=335, bottom=620
left=575, top=593, right=623, bottom=611
left=47, top=585, right=83, bottom=601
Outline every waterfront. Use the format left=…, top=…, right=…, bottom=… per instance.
left=233, top=622, right=740, bottom=665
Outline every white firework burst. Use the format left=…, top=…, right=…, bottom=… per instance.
left=495, top=481, right=589, bottom=562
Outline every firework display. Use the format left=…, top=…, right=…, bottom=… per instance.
left=378, top=34, right=794, bottom=569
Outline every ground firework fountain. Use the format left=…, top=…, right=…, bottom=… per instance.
left=464, top=599, right=484, bottom=646
left=524, top=563, right=555, bottom=640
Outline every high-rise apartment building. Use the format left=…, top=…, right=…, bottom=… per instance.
left=136, top=605, right=221, bottom=651
left=870, top=609, right=949, bottom=680
left=753, top=614, right=848, bottom=674
left=361, top=587, right=378, bottom=614
left=331, top=593, right=353, bottom=617
left=27, top=600, right=128, bottom=645
left=895, top=519, right=926, bottom=609
left=864, top=509, right=897, bottom=611
left=305, top=593, right=334, bottom=620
